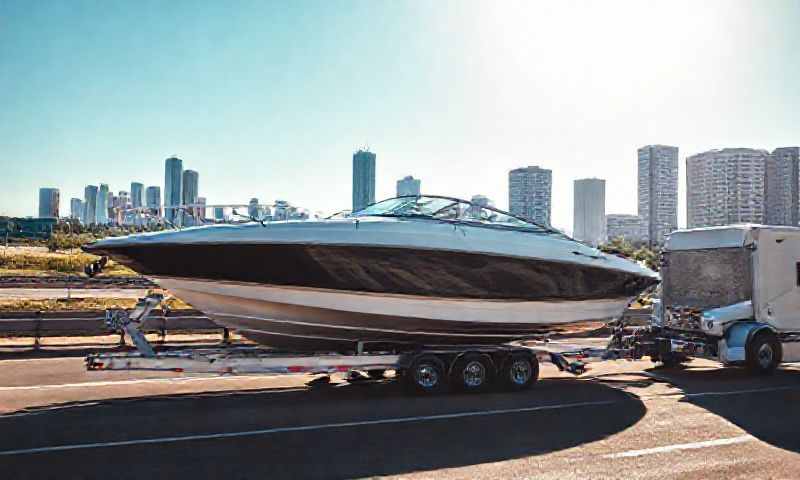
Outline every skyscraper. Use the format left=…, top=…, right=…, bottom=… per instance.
left=686, top=148, right=767, bottom=228
left=38, top=188, right=60, bottom=218
left=248, top=198, right=261, bottom=219
left=606, top=214, right=646, bottom=243
left=83, top=185, right=98, bottom=225
left=69, top=198, right=83, bottom=221
left=352, top=149, right=376, bottom=212
left=164, top=156, right=183, bottom=224
left=396, top=175, right=421, bottom=196
left=181, top=169, right=199, bottom=226
left=145, top=186, right=161, bottom=217
left=765, top=147, right=800, bottom=226
left=573, top=178, right=606, bottom=246
left=638, top=145, right=678, bottom=245
left=96, top=184, right=109, bottom=224
left=509, top=166, right=552, bottom=226
left=130, top=182, right=144, bottom=209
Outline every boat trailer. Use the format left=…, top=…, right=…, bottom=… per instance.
left=86, top=293, right=617, bottom=394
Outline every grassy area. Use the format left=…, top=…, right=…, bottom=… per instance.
left=0, top=246, right=137, bottom=277
left=0, top=296, right=191, bottom=311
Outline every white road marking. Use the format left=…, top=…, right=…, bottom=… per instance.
left=0, top=399, right=621, bottom=456
left=603, top=435, right=754, bottom=459
left=0, top=375, right=290, bottom=392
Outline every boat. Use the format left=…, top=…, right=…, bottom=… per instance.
left=84, top=195, right=659, bottom=351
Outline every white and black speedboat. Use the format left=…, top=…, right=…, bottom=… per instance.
left=84, top=196, right=658, bottom=350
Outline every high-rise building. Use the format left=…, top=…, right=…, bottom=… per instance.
left=606, top=214, right=646, bottom=243
left=69, top=198, right=83, bottom=221
left=573, top=178, right=606, bottom=246
left=197, top=197, right=207, bottom=221
left=248, top=198, right=261, bottom=219
left=145, top=186, right=161, bottom=217
left=181, top=169, right=199, bottom=226
left=686, top=148, right=767, bottom=228
left=765, top=147, right=800, bottom=226
left=83, top=185, right=98, bottom=225
left=396, top=175, right=421, bottom=196
left=638, top=145, right=678, bottom=245
left=164, top=156, right=183, bottom=224
left=471, top=195, right=493, bottom=207
left=130, top=182, right=144, bottom=209
left=96, top=184, right=109, bottom=224
left=352, top=149, right=376, bottom=212
left=38, top=188, right=60, bottom=218
left=509, top=166, right=552, bottom=226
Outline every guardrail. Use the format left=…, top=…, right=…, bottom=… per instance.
left=0, top=276, right=157, bottom=289
left=0, top=309, right=223, bottom=346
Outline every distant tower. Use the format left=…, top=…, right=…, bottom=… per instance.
left=69, top=198, right=83, bottom=222
left=471, top=195, right=493, bottom=207
left=686, top=148, right=767, bottom=228
left=181, top=169, right=199, bottom=226
left=145, top=186, right=162, bottom=217
left=352, top=149, right=376, bottom=212
left=573, top=178, right=606, bottom=246
left=83, top=185, right=98, bottom=225
left=96, top=184, right=110, bottom=224
left=164, top=157, right=183, bottom=225
left=38, top=188, right=60, bottom=218
left=248, top=198, right=260, bottom=219
left=638, top=145, right=678, bottom=245
left=197, top=197, right=207, bottom=221
left=396, top=175, right=421, bottom=197
left=130, top=182, right=144, bottom=209
left=765, top=147, right=800, bottom=226
left=509, top=166, right=552, bottom=226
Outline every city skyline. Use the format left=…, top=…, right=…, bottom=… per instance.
left=3, top=2, right=800, bottom=232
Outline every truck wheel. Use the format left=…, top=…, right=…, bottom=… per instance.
left=451, top=353, right=495, bottom=392
left=404, top=355, right=447, bottom=394
left=367, top=369, right=386, bottom=379
left=747, top=332, right=781, bottom=375
left=501, top=352, right=539, bottom=391
left=658, top=353, right=688, bottom=368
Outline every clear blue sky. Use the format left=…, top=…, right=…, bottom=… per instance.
left=1, top=0, right=799, bottom=231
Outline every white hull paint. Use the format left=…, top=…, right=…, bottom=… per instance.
left=156, top=277, right=632, bottom=349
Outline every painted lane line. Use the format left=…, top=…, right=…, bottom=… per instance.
left=0, top=399, right=621, bottom=456
left=0, top=375, right=296, bottom=392
left=603, top=435, right=754, bottom=459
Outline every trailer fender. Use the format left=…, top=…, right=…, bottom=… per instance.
left=720, top=322, right=775, bottom=364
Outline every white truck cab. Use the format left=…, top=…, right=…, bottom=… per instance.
left=654, top=224, right=800, bottom=373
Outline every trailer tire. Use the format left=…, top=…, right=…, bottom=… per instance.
left=657, top=353, right=688, bottom=368
left=451, top=353, right=495, bottom=392
left=747, top=331, right=781, bottom=375
left=501, top=352, right=538, bottom=391
left=367, top=369, right=386, bottom=379
left=404, top=355, right=447, bottom=394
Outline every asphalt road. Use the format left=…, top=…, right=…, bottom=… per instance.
left=2, top=356, right=800, bottom=479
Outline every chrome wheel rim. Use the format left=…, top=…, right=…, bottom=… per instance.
left=758, top=343, right=774, bottom=369
left=415, top=364, right=439, bottom=388
left=462, top=360, right=486, bottom=388
left=509, top=359, right=532, bottom=385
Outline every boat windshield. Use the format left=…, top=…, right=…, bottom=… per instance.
left=352, top=196, right=556, bottom=233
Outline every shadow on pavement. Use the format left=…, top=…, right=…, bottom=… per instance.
left=4, top=377, right=646, bottom=479
left=642, top=364, right=800, bottom=453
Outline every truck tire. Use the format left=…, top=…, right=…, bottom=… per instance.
left=404, top=355, right=447, bottom=394
left=501, top=351, right=539, bottom=391
left=747, top=332, right=781, bottom=375
left=451, top=353, right=495, bottom=392
left=657, top=353, right=689, bottom=368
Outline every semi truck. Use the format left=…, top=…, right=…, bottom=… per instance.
left=616, top=224, right=800, bottom=374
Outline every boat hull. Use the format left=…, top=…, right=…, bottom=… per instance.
left=157, top=277, right=633, bottom=351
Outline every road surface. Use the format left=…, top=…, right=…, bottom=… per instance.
left=2, top=354, right=800, bottom=479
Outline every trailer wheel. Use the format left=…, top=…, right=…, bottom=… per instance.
left=367, top=369, right=386, bottom=379
left=747, top=332, right=781, bottom=375
left=405, top=355, right=447, bottom=394
left=451, top=353, right=495, bottom=392
left=501, top=352, right=538, bottom=391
